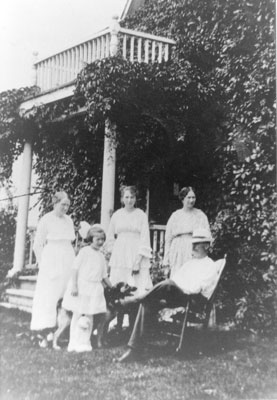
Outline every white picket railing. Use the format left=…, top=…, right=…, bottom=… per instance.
left=34, top=17, right=175, bottom=92
left=150, top=224, right=166, bottom=256
left=26, top=223, right=166, bottom=268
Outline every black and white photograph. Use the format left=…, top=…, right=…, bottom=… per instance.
left=0, top=0, right=276, bottom=399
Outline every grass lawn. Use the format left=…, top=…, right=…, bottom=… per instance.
left=0, top=307, right=277, bottom=400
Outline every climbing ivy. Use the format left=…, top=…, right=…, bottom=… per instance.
left=0, top=0, right=275, bottom=330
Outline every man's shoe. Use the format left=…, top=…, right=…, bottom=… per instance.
left=117, top=348, right=139, bottom=362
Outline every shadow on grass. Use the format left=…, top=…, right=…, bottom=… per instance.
left=148, top=329, right=248, bottom=360
left=0, top=307, right=249, bottom=358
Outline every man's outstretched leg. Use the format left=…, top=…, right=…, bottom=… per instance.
left=118, top=280, right=187, bottom=362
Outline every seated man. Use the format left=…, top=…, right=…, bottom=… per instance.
left=118, top=228, right=218, bottom=362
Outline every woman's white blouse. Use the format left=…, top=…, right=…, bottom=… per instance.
left=106, top=208, right=152, bottom=259
left=33, top=211, right=75, bottom=263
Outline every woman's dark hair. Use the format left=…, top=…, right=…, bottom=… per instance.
left=120, top=185, right=138, bottom=199
left=52, top=191, right=69, bottom=206
left=178, top=186, right=196, bottom=201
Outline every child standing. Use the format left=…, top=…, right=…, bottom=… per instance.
left=62, top=225, right=112, bottom=352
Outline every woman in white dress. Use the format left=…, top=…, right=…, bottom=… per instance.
left=106, top=186, right=153, bottom=294
left=30, top=191, right=75, bottom=347
left=163, top=186, right=211, bottom=277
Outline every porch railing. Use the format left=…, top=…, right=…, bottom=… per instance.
left=150, top=224, right=166, bottom=256
left=26, top=223, right=167, bottom=269
left=34, top=17, right=175, bottom=92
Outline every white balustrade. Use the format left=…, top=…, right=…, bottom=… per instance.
left=34, top=22, right=175, bottom=92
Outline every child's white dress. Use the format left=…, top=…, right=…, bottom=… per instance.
left=62, top=246, right=108, bottom=352
left=63, top=246, right=108, bottom=315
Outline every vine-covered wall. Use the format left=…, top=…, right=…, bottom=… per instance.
left=0, top=0, right=275, bottom=331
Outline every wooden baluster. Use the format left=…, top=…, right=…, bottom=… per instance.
left=92, top=39, right=96, bottom=61
left=69, top=49, right=74, bottom=80
left=144, top=40, right=149, bottom=63
left=137, top=38, right=142, bottom=62
left=88, top=41, right=92, bottom=63
left=43, top=60, right=47, bottom=90
left=36, top=65, right=40, bottom=89
left=122, top=35, right=127, bottom=59
left=130, top=36, right=135, bottom=62
left=59, top=54, right=63, bottom=85
left=57, top=53, right=60, bottom=86
left=160, top=230, right=165, bottom=256
left=79, top=45, right=84, bottom=72
left=106, top=35, right=110, bottom=57
left=158, top=43, right=163, bottom=63
left=84, top=43, right=88, bottom=64
left=47, top=59, right=51, bottom=90
left=52, top=56, right=57, bottom=87
left=152, top=41, right=156, bottom=62
left=41, top=62, right=45, bottom=89
left=164, top=44, right=169, bottom=61
left=101, top=36, right=105, bottom=59
left=58, top=54, right=62, bottom=85
left=36, top=64, right=41, bottom=89
left=55, top=55, right=59, bottom=86
left=28, top=229, right=35, bottom=267
left=97, top=38, right=101, bottom=59
left=65, top=51, right=69, bottom=82
left=75, top=46, right=80, bottom=75
left=153, top=230, right=158, bottom=254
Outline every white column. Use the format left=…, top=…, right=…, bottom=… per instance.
left=99, top=15, right=120, bottom=232
left=9, top=141, right=33, bottom=276
left=100, top=120, right=116, bottom=232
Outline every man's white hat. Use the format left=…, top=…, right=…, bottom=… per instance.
left=191, top=228, right=212, bottom=244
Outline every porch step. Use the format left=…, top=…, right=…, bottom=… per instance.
left=3, top=288, right=34, bottom=313
left=17, top=275, right=37, bottom=291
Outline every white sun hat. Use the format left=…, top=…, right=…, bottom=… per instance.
left=191, top=228, right=212, bottom=244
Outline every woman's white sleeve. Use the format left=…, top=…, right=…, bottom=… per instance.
left=138, top=212, right=152, bottom=259
left=33, top=216, right=48, bottom=264
left=198, top=211, right=211, bottom=233
left=163, top=214, right=174, bottom=265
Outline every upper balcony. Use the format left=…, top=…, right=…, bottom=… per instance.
left=33, top=17, right=175, bottom=94
left=31, top=16, right=175, bottom=97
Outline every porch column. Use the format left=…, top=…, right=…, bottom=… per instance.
left=99, top=15, right=120, bottom=231
left=9, top=141, right=33, bottom=276
left=100, top=120, right=116, bottom=232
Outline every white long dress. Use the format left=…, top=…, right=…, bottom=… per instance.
left=106, top=208, right=153, bottom=295
left=30, top=211, right=75, bottom=331
left=163, top=208, right=210, bottom=276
